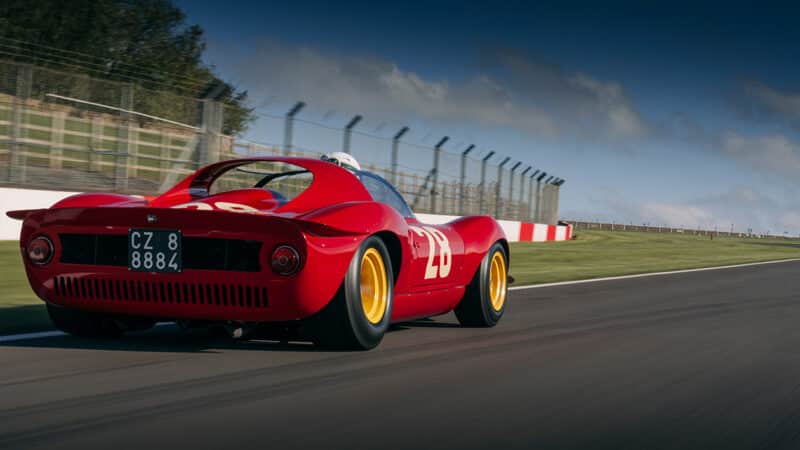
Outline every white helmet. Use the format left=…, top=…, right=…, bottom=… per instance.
left=320, top=152, right=361, bottom=171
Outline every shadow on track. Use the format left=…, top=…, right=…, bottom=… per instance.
left=0, top=325, right=330, bottom=353
left=0, top=317, right=460, bottom=353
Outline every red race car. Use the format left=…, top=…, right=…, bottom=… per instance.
left=8, top=156, right=510, bottom=350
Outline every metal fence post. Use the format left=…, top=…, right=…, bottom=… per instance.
left=520, top=166, right=531, bottom=220
left=534, top=172, right=547, bottom=223
left=430, top=136, right=449, bottom=214
left=508, top=161, right=521, bottom=219
left=543, top=176, right=554, bottom=224
left=115, top=83, right=134, bottom=191
left=479, top=151, right=495, bottom=215
left=459, top=144, right=475, bottom=215
left=342, top=114, right=362, bottom=154
left=198, top=99, right=224, bottom=166
left=553, top=178, right=567, bottom=221
left=553, top=178, right=565, bottom=225
left=50, top=111, right=65, bottom=170
left=528, top=170, right=539, bottom=221
left=546, top=178, right=558, bottom=224
left=283, top=101, right=305, bottom=156
left=8, top=63, right=32, bottom=183
left=89, top=115, right=102, bottom=172
left=390, top=126, right=408, bottom=186
left=495, top=157, right=510, bottom=219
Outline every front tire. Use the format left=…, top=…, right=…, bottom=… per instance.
left=454, top=242, right=508, bottom=327
left=305, top=236, right=394, bottom=350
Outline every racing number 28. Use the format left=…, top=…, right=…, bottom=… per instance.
left=409, top=226, right=451, bottom=279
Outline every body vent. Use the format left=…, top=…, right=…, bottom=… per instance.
left=53, top=276, right=268, bottom=308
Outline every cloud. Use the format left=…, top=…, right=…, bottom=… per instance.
left=639, top=203, right=715, bottom=228
left=569, top=73, right=647, bottom=138
left=721, top=131, right=800, bottom=180
left=230, top=41, right=646, bottom=141
left=780, top=212, right=800, bottom=230
left=481, top=48, right=648, bottom=139
left=741, top=80, right=800, bottom=122
left=566, top=186, right=798, bottom=234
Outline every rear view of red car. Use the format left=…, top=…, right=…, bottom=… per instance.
left=8, top=157, right=510, bottom=350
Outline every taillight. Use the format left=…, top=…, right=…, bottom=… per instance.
left=271, top=245, right=301, bottom=276
left=27, top=236, right=54, bottom=265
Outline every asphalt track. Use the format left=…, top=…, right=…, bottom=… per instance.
left=1, top=260, right=799, bottom=450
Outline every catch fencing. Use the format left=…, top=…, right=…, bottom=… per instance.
left=0, top=59, right=564, bottom=223
left=569, top=221, right=797, bottom=239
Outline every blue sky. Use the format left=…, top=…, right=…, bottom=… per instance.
left=176, top=0, right=800, bottom=235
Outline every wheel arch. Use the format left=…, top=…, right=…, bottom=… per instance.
left=374, top=230, right=402, bottom=284
left=447, top=215, right=508, bottom=281
left=498, top=238, right=510, bottom=265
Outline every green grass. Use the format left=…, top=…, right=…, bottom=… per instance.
left=509, top=230, right=800, bottom=285
left=0, top=242, right=52, bottom=335
left=1, top=231, right=799, bottom=335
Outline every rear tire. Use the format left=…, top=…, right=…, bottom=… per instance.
left=454, top=242, right=508, bottom=327
left=47, top=303, right=124, bottom=338
left=305, top=236, right=394, bottom=350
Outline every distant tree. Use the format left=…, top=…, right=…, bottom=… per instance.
left=0, top=0, right=253, bottom=135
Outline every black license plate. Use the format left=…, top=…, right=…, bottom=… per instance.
left=128, top=229, right=182, bottom=273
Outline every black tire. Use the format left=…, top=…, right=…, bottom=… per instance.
left=47, top=303, right=124, bottom=338
left=305, top=235, right=394, bottom=350
left=454, top=242, right=508, bottom=327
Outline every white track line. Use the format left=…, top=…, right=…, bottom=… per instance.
left=0, top=330, right=66, bottom=343
left=510, top=258, right=800, bottom=291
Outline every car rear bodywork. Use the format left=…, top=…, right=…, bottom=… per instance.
left=9, top=157, right=507, bottom=325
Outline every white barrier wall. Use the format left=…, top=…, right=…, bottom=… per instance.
left=0, top=188, right=78, bottom=240
left=411, top=215, right=572, bottom=243
left=1, top=188, right=573, bottom=243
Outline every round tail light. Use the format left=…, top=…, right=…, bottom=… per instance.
left=27, top=236, right=54, bottom=265
left=271, top=245, right=301, bottom=276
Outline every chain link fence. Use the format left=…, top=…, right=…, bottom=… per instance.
left=0, top=59, right=564, bottom=223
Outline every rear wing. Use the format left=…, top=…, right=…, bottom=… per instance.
left=6, top=209, right=45, bottom=221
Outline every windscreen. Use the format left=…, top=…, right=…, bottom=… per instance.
left=209, top=161, right=313, bottom=202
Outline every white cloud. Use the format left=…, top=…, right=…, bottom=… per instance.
left=639, top=203, right=715, bottom=228
left=482, top=48, right=648, bottom=139
left=742, top=80, right=800, bottom=122
left=780, top=212, right=800, bottom=230
left=567, top=186, right=798, bottom=235
left=570, top=72, right=647, bottom=138
left=721, top=131, right=800, bottom=179
left=229, top=41, right=645, bottom=140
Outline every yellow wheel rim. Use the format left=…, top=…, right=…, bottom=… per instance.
left=488, top=251, right=507, bottom=312
left=360, top=248, right=389, bottom=324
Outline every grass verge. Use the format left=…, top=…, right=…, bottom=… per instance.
left=509, top=230, right=800, bottom=285
left=1, top=231, right=799, bottom=335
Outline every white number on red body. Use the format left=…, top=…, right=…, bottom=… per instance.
left=409, top=226, right=452, bottom=279
left=171, top=201, right=258, bottom=213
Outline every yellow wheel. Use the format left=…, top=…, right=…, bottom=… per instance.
left=305, top=236, right=395, bottom=350
left=454, top=242, right=508, bottom=327
left=360, top=248, right=389, bottom=324
left=488, top=250, right=507, bottom=312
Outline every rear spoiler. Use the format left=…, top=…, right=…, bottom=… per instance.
left=5, top=209, right=45, bottom=221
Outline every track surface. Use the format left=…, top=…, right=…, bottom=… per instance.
left=1, top=261, right=799, bottom=450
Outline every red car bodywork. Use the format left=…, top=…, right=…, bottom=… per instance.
left=9, top=157, right=508, bottom=324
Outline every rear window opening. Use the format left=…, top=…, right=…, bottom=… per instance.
left=209, top=161, right=313, bottom=203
